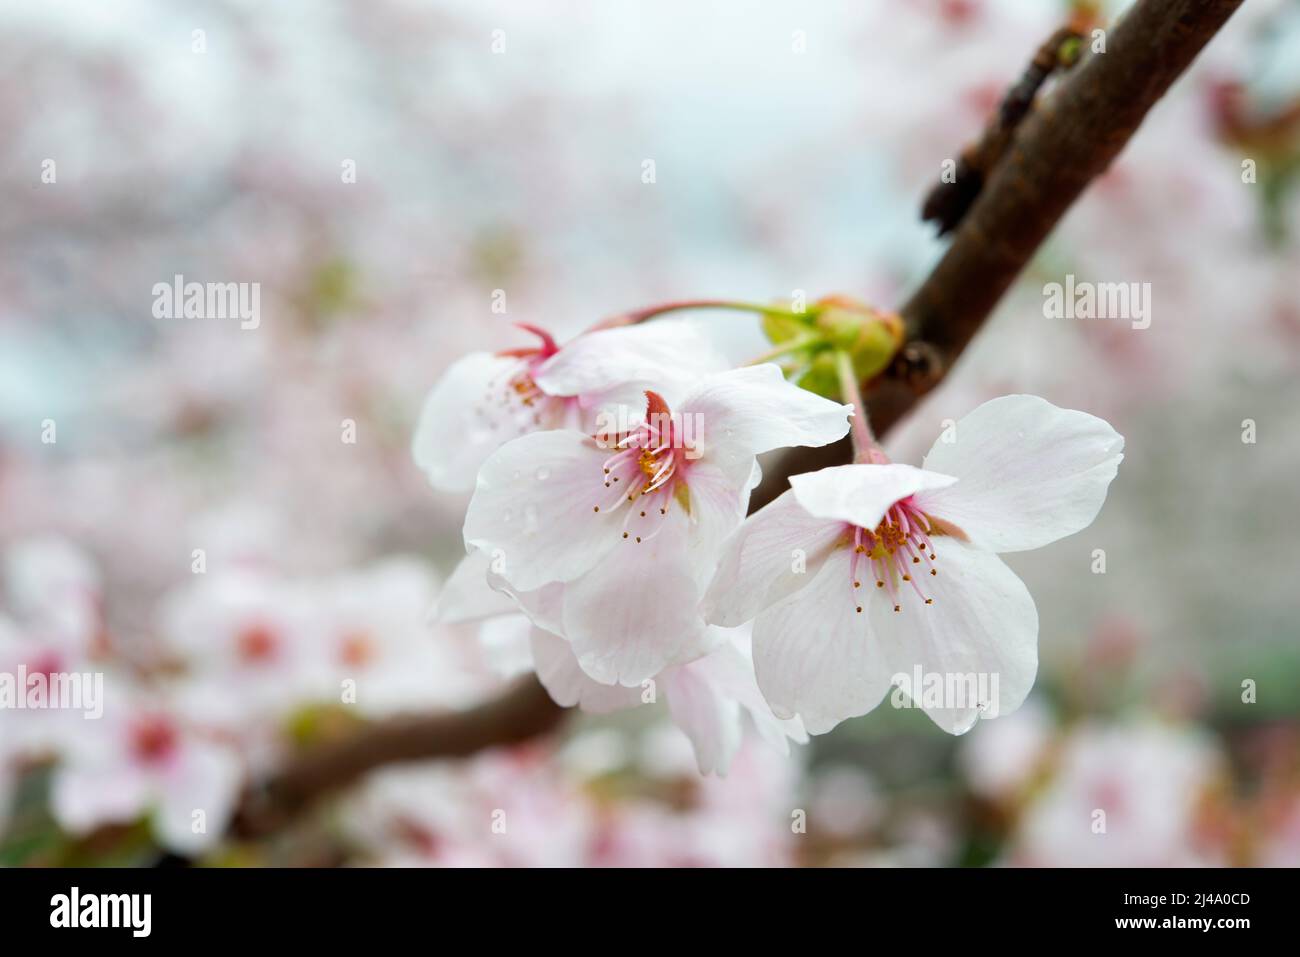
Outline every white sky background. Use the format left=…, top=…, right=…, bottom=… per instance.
left=1, top=0, right=956, bottom=307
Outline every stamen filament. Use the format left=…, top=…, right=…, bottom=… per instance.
left=847, top=496, right=939, bottom=614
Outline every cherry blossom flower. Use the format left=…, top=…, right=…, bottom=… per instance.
left=157, top=571, right=320, bottom=737
left=461, top=363, right=852, bottom=685
left=0, top=540, right=105, bottom=758
left=532, top=626, right=806, bottom=775
left=957, top=695, right=1053, bottom=801
left=412, top=320, right=727, bottom=492
left=345, top=753, right=594, bottom=868
left=49, top=681, right=243, bottom=856
left=437, top=549, right=807, bottom=775
left=609, top=727, right=803, bottom=868
left=3, top=536, right=104, bottom=659
left=306, top=557, right=500, bottom=716
left=705, top=394, right=1123, bottom=735
left=0, top=613, right=92, bottom=757
left=1008, top=720, right=1226, bottom=867
left=345, top=728, right=803, bottom=867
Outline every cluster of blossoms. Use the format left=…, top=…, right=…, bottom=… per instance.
left=415, top=310, right=1125, bottom=771
left=5, top=0, right=1293, bottom=870
left=0, top=534, right=806, bottom=864
left=0, top=538, right=503, bottom=857
left=343, top=726, right=802, bottom=867
left=954, top=701, right=1297, bottom=867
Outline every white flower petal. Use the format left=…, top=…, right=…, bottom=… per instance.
left=790, top=463, right=957, bottom=530
left=752, top=549, right=894, bottom=735
left=870, top=536, right=1038, bottom=735
left=530, top=628, right=644, bottom=713
left=683, top=629, right=809, bottom=756
left=51, top=764, right=151, bottom=835
left=463, top=430, right=618, bottom=591
left=155, top=742, right=242, bottom=854
left=435, top=550, right=518, bottom=623
left=917, top=394, right=1124, bottom=553
left=485, top=572, right=567, bottom=637
left=662, top=663, right=743, bottom=776
left=560, top=511, right=717, bottom=686
left=534, top=320, right=727, bottom=401
left=681, top=460, right=755, bottom=582
left=703, top=490, right=843, bottom=627
left=682, top=364, right=852, bottom=484
left=412, top=352, right=543, bottom=493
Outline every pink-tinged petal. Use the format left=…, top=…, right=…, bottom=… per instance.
left=703, top=490, right=844, bottom=627
left=681, top=628, right=809, bottom=758
left=412, top=352, right=537, bottom=492
left=534, top=320, right=727, bottom=402
left=463, top=430, right=619, bottom=591
left=530, top=629, right=643, bottom=713
left=435, top=551, right=518, bottom=623
left=681, top=365, right=852, bottom=484
left=917, top=394, right=1124, bottom=553
left=485, top=569, right=567, bottom=637
left=51, top=764, right=152, bottom=834
left=789, top=463, right=957, bottom=531
left=661, top=664, right=743, bottom=776
left=681, top=460, right=755, bottom=582
left=560, top=511, right=717, bottom=686
left=752, top=549, right=894, bottom=735
left=870, top=536, right=1038, bottom=735
left=578, top=385, right=651, bottom=437
left=155, top=741, right=242, bottom=854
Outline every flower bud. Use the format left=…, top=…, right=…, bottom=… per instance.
left=759, top=295, right=904, bottom=397
left=814, top=296, right=905, bottom=382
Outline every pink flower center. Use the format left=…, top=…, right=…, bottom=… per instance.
left=507, top=370, right=545, bottom=406
left=26, top=650, right=64, bottom=679
left=486, top=324, right=566, bottom=427
left=237, top=623, right=279, bottom=664
left=848, top=496, right=939, bottom=614
left=131, top=715, right=180, bottom=767
left=340, top=631, right=376, bottom=667
left=591, top=392, right=687, bottom=545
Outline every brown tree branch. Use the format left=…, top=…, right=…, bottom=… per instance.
left=897, top=0, right=1243, bottom=400
left=752, top=0, right=1245, bottom=510
left=921, top=20, right=1090, bottom=236
left=230, top=677, right=564, bottom=840
left=223, top=0, right=1245, bottom=844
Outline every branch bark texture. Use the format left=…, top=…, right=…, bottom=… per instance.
left=231, top=677, right=564, bottom=840
left=755, top=0, right=1245, bottom=507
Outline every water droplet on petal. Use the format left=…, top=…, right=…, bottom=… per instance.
left=535, top=466, right=550, bottom=481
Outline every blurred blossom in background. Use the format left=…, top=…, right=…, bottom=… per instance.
left=1, top=0, right=1298, bottom=866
